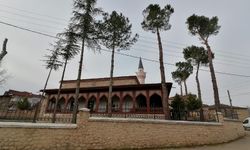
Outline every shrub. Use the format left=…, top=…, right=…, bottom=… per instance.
left=170, top=94, right=186, bottom=120
left=186, top=94, right=202, bottom=111
left=171, top=94, right=186, bottom=111
left=17, top=98, right=31, bottom=110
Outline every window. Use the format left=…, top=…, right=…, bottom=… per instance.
left=243, top=119, right=249, bottom=124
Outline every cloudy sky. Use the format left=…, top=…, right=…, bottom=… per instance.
left=0, top=0, right=249, bottom=107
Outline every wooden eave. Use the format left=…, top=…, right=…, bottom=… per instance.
left=42, top=83, right=172, bottom=95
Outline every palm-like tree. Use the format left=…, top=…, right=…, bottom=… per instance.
left=183, top=46, right=209, bottom=120
left=141, top=4, right=174, bottom=119
left=186, top=14, right=221, bottom=112
left=52, top=26, right=80, bottom=123
left=33, top=41, right=62, bottom=122
left=174, top=61, right=193, bottom=95
left=183, top=46, right=209, bottom=105
left=99, top=11, right=138, bottom=115
left=171, top=71, right=183, bottom=96
left=70, top=0, right=103, bottom=123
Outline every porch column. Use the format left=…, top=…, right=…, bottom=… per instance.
left=146, top=90, right=150, bottom=113
left=45, top=95, right=51, bottom=112
left=132, top=91, right=136, bottom=112
left=95, top=93, right=100, bottom=112
left=64, top=95, right=69, bottom=112
left=119, top=92, right=123, bottom=112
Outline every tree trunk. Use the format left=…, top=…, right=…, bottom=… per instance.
left=0, top=38, right=8, bottom=62
left=180, top=82, right=183, bottom=96
left=184, top=80, right=188, bottom=95
left=156, top=28, right=170, bottom=119
left=108, top=46, right=115, bottom=116
left=196, top=63, right=202, bottom=101
left=196, top=63, right=204, bottom=121
left=32, top=67, right=53, bottom=123
left=204, top=41, right=221, bottom=112
left=72, top=39, right=85, bottom=123
left=52, top=59, right=68, bottom=123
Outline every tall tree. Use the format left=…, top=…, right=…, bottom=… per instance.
left=183, top=46, right=209, bottom=102
left=0, top=69, right=7, bottom=85
left=99, top=11, right=138, bottom=115
left=52, top=26, right=80, bottom=123
left=186, top=14, right=221, bottom=112
left=174, top=61, right=193, bottom=95
left=141, top=4, right=174, bottom=119
left=33, top=41, right=62, bottom=122
left=0, top=38, right=8, bottom=85
left=171, top=70, right=183, bottom=96
left=0, top=38, right=8, bottom=62
left=70, top=0, right=102, bottom=123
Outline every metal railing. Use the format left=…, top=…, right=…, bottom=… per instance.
left=170, top=110, right=216, bottom=122
left=90, top=107, right=164, bottom=119
left=0, top=105, right=218, bottom=123
left=90, top=107, right=217, bottom=122
left=224, top=111, right=239, bottom=119
left=0, top=106, right=73, bottom=123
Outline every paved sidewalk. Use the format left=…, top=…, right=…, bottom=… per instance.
left=166, top=131, right=249, bottom=150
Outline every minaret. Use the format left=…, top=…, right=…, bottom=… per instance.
left=136, top=57, right=146, bottom=84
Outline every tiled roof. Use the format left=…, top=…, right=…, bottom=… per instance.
left=61, top=76, right=140, bottom=84
left=4, top=90, right=41, bottom=98
left=206, top=104, right=247, bottom=109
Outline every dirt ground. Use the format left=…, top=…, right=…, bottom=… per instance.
left=165, top=131, right=250, bottom=150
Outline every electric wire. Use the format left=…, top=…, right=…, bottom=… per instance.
left=1, top=3, right=250, bottom=62
left=1, top=6, right=250, bottom=65
left=1, top=20, right=250, bottom=78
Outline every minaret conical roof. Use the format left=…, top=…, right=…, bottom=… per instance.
left=138, top=57, right=144, bottom=69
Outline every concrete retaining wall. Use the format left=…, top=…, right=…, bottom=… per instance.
left=0, top=110, right=246, bottom=150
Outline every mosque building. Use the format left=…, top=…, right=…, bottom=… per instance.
left=40, top=58, right=172, bottom=115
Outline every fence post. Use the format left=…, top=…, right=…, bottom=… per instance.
left=77, top=108, right=90, bottom=125
left=153, top=106, right=155, bottom=119
left=214, top=112, right=224, bottom=123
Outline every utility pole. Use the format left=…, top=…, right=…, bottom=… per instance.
left=227, top=90, right=234, bottom=119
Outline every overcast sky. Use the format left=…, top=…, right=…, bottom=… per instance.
left=0, top=0, right=249, bottom=107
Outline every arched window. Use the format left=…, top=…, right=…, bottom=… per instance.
left=78, top=96, right=86, bottom=109
left=150, top=94, right=163, bottom=113
left=57, top=97, right=66, bottom=112
left=87, top=96, right=96, bottom=112
left=136, top=94, right=147, bottom=112
left=112, top=95, right=120, bottom=112
left=67, top=97, right=75, bottom=112
left=136, top=94, right=147, bottom=108
left=47, top=97, right=56, bottom=112
left=150, top=94, right=162, bottom=107
left=98, top=96, right=108, bottom=112
left=122, top=95, right=133, bottom=112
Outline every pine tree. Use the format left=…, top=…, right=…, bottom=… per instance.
left=99, top=11, right=138, bottom=115
left=70, top=0, right=103, bottom=123
left=141, top=4, right=174, bottom=119
left=186, top=14, right=221, bottom=112
left=183, top=45, right=213, bottom=120
left=33, top=41, right=62, bottom=122
left=52, top=25, right=80, bottom=123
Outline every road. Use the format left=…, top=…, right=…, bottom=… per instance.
left=166, top=131, right=250, bottom=150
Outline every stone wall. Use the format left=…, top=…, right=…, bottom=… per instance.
left=236, top=108, right=249, bottom=121
left=0, top=110, right=246, bottom=150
